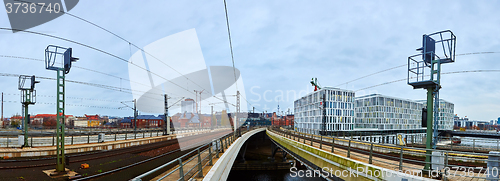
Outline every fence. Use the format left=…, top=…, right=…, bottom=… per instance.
left=272, top=127, right=500, bottom=180
left=0, top=127, right=217, bottom=147
left=132, top=126, right=261, bottom=181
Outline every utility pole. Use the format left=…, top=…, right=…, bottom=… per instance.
left=134, top=99, right=137, bottom=132
left=1, top=92, right=3, bottom=126
left=321, top=93, right=326, bottom=135
left=45, top=45, right=78, bottom=173
left=164, top=94, right=170, bottom=135
left=211, top=106, right=214, bottom=130
left=407, top=31, right=456, bottom=172
left=235, top=91, right=240, bottom=137
left=194, top=90, right=204, bottom=114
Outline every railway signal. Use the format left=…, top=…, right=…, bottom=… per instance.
left=45, top=45, right=78, bottom=173
left=18, top=75, right=39, bottom=147
left=407, top=30, right=456, bottom=172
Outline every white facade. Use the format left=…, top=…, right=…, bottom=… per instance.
left=417, top=99, right=454, bottom=131
left=181, top=99, right=195, bottom=113
left=294, top=87, right=355, bottom=134
left=355, top=94, right=424, bottom=130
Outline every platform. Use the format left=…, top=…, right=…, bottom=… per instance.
left=0, top=128, right=231, bottom=158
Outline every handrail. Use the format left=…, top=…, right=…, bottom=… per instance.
left=270, top=127, right=500, bottom=180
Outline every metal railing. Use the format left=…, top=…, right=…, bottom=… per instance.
left=132, top=126, right=262, bottom=181
left=272, top=127, right=500, bottom=180
left=0, top=127, right=220, bottom=147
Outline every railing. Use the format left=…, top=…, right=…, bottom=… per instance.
left=132, top=126, right=262, bottom=181
left=271, top=127, right=500, bottom=180
left=0, top=127, right=222, bottom=147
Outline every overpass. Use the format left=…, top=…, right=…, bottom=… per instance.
left=127, top=126, right=500, bottom=181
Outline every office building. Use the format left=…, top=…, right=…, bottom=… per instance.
left=294, top=87, right=355, bottom=134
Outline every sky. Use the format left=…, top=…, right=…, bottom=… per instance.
left=0, top=0, right=499, bottom=121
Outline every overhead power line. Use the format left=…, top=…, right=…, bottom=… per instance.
left=14, top=0, right=211, bottom=96
left=0, top=28, right=224, bottom=108
left=335, top=51, right=500, bottom=87
left=1, top=100, right=123, bottom=110
left=223, top=0, right=238, bottom=90
left=354, top=69, right=500, bottom=92
left=0, top=55, right=176, bottom=97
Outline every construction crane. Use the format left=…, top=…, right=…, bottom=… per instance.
left=310, top=78, right=321, bottom=91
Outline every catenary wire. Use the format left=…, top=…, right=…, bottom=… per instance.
left=14, top=0, right=212, bottom=96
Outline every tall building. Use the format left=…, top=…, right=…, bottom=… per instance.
left=416, top=99, right=454, bottom=131
left=294, top=87, right=355, bottom=134
left=354, top=94, right=424, bottom=131
left=181, top=98, right=195, bottom=113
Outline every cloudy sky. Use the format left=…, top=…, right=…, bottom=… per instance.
left=0, top=0, right=499, bottom=121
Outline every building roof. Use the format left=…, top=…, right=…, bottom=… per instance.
left=137, top=115, right=161, bottom=120
left=355, top=94, right=420, bottom=103
left=298, top=87, right=354, bottom=100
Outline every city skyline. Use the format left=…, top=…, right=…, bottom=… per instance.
left=0, top=1, right=499, bottom=120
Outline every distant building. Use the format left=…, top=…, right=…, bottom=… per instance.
left=136, top=115, right=163, bottom=128
left=294, top=87, right=355, bottom=134
left=181, top=99, right=195, bottom=113
left=498, top=117, right=500, bottom=125
left=416, top=99, right=454, bottom=131
left=354, top=94, right=424, bottom=131
left=120, top=117, right=133, bottom=128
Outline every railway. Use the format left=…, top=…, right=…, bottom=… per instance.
left=272, top=128, right=490, bottom=173
left=0, top=129, right=233, bottom=181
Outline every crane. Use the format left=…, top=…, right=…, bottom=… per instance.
left=310, top=78, right=321, bottom=91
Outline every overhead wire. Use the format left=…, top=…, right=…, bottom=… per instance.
left=0, top=28, right=226, bottom=109
left=0, top=72, right=165, bottom=102
left=223, top=0, right=238, bottom=90
left=1, top=100, right=124, bottom=110
left=354, top=69, right=500, bottom=92
left=0, top=55, right=182, bottom=98
left=14, top=0, right=212, bottom=96
left=334, top=51, right=500, bottom=87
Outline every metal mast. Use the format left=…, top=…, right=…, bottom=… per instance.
left=45, top=45, right=78, bottom=173
left=134, top=99, right=137, bottom=132
left=407, top=30, right=456, bottom=172
left=321, top=93, right=326, bottom=135
left=1, top=92, right=3, bottom=127
left=164, top=94, right=170, bottom=135
left=18, top=75, right=39, bottom=147
left=235, top=91, right=240, bottom=137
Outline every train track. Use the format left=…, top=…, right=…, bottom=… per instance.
left=71, top=129, right=237, bottom=181
left=273, top=129, right=487, bottom=172
left=73, top=127, right=252, bottom=181
left=0, top=130, right=228, bottom=169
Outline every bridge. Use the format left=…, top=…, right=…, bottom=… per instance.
left=1, top=126, right=499, bottom=180
left=441, top=130, right=500, bottom=139
left=131, top=126, right=500, bottom=181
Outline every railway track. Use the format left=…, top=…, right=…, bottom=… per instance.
left=71, top=129, right=237, bottom=181
left=0, top=129, right=229, bottom=169
left=274, top=129, right=488, bottom=172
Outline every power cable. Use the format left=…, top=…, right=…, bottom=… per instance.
left=0, top=55, right=179, bottom=97
left=14, top=0, right=212, bottom=96
left=0, top=28, right=218, bottom=106
left=354, top=69, right=500, bottom=92
left=223, top=0, right=238, bottom=90
left=335, top=52, right=500, bottom=87
left=1, top=100, right=124, bottom=110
